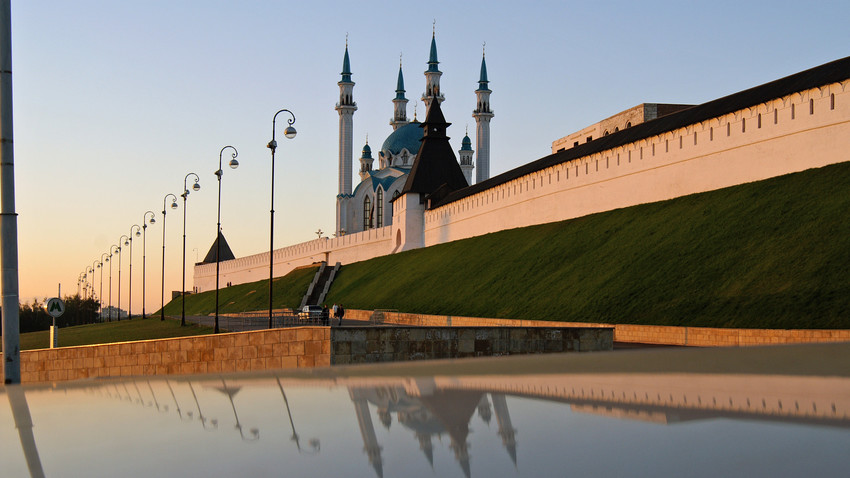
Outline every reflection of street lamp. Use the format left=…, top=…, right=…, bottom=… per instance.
left=142, top=211, right=156, bottom=319
left=188, top=381, right=218, bottom=430
left=277, top=377, right=320, bottom=454
left=129, top=225, right=141, bottom=319
left=266, top=109, right=297, bottom=329
left=215, top=145, right=239, bottom=334
left=146, top=380, right=169, bottom=413
left=166, top=379, right=194, bottom=421
left=212, top=378, right=259, bottom=441
left=181, top=173, right=200, bottom=327
left=161, top=194, right=178, bottom=321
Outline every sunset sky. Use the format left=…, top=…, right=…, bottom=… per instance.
left=9, top=0, right=850, bottom=313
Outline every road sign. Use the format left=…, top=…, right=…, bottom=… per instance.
left=46, top=297, right=65, bottom=318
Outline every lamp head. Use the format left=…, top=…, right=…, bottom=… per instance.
left=170, top=200, right=178, bottom=210
left=149, top=217, right=156, bottom=225
left=135, top=230, right=141, bottom=237
left=229, top=159, right=239, bottom=169
left=284, top=126, right=297, bottom=139
left=193, top=181, right=201, bottom=192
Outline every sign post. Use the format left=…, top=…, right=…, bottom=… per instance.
left=45, top=297, right=64, bottom=349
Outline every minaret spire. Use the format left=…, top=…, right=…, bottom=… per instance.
left=422, top=25, right=444, bottom=109
left=336, top=37, right=357, bottom=235
left=472, top=43, right=493, bottom=184
left=391, top=53, right=409, bottom=130
left=458, top=125, right=474, bottom=185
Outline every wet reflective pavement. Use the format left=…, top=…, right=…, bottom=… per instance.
left=2, top=343, right=848, bottom=477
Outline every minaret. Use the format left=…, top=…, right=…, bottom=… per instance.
left=422, top=27, right=444, bottom=109
left=458, top=127, right=474, bottom=185
left=359, top=138, right=373, bottom=181
left=391, top=56, right=409, bottom=131
left=335, top=40, right=357, bottom=235
left=491, top=393, right=518, bottom=467
left=473, top=47, right=493, bottom=184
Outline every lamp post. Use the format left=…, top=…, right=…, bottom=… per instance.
left=118, top=235, right=129, bottom=320
left=161, top=194, right=178, bottom=321
left=266, top=109, right=297, bottom=328
left=142, top=211, right=155, bottom=319
left=99, top=253, right=108, bottom=320
left=215, top=145, right=239, bottom=334
left=129, top=225, right=140, bottom=319
left=180, top=173, right=201, bottom=327
left=109, top=245, right=119, bottom=321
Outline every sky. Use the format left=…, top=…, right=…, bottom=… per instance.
left=8, top=0, right=850, bottom=313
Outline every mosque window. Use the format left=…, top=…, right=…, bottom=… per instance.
left=376, top=189, right=384, bottom=228
left=626, top=122, right=632, bottom=128
left=810, top=98, right=814, bottom=114
left=363, top=196, right=372, bottom=229
left=831, top=93, right=835, bottom=110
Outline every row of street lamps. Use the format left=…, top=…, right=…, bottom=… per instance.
left=77, top=109, right=296, bottom=332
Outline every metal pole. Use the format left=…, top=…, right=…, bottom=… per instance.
left=142, top=210, right=154, bottom=319
left=161, top=194, right=176, bottom=321
left=216, top=146, right=238, bottom=334
left=181, top=173, right=199, bottom=327
left=267, top=109, right=296, bottom=329
left=129, top=225, right=139, bottom=319
left=118, top=235, right=127, bottom=320
left=100, top=253, right=107, bottom=320
left=1, top=0, right=21, bottom=384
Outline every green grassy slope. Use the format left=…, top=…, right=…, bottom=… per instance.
left=159, top=266, right=318, bottom=316
left=326, top=162, right=850, bottom=329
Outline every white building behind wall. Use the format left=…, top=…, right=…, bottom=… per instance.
left=194, top=56, right=850, bottom=294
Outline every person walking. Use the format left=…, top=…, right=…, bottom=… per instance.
left=338, top=304, right=344, bottom=326
left=321, top=304, right=329, bottom=326
left=332, top=303, right=339, bottom=325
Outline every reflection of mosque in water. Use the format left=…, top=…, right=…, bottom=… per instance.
left=350, top=384, right=516, bottom=478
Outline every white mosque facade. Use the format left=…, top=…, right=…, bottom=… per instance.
left=193, top=47, right=850, bottom=294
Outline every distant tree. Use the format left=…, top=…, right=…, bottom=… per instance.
left=16, top=294, right=101, bottom=333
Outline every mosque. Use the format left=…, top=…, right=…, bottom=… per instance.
left=194, top=41, right=850, bottom=295
left=334, top=31, right=493, bottom=236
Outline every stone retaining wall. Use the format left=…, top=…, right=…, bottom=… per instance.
left=330, top=326, right=612, bottom=365
left=351, top=309, right=850, bottom=346
left=7, top=327, right=330, bottom=383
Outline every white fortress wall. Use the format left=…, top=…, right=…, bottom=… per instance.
left=194, top=226, right=392, bottom=292
left=424, top=81, right=850, bottom=246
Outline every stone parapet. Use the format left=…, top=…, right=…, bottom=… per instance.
left=330, top=326, right=612, bottom=365
left=351, top=309, right=850, bottom=347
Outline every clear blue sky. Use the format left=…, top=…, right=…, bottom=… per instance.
left=10, top=0, right=850, bottom=312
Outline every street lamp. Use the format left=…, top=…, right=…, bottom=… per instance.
left=267, top=109, right=296, bottom=328
left=109, top=244, right=119, bottom=321
left=215, top=145, right=239, bottom=334
left=99, top=253, right=108, bottom=320
left=129, top=225, right=141, bottom=319
left=161, top=194, right=178, bottom=321
left=118, top=235, right=129, bottom=320
left=181, top=173, right=201, bottom=327
left=142, top=211, right=155, bottom=319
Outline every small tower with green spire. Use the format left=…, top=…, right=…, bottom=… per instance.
left=472, top=45, right=493, bottom=184
left=335, top=37, right=357, bottom=235
left=459, top=126, right=475, bottom=184
left=358, top=137, right=374, bottom=181
left=391, top=55, right=409, bottom=131
left=422, top=24, right=444, bottom=109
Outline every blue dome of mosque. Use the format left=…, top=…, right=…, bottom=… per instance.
left=380, top=121, right=422, bottom=156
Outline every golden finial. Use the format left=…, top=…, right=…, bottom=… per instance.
left=413, top=101, right=418, bottom=121
left=483, top=41, right=486, bottom=57
left=345, top=33, right=348, bottom=48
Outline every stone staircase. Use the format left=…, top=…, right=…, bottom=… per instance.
left=300, top=262, right=341, bottom=308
